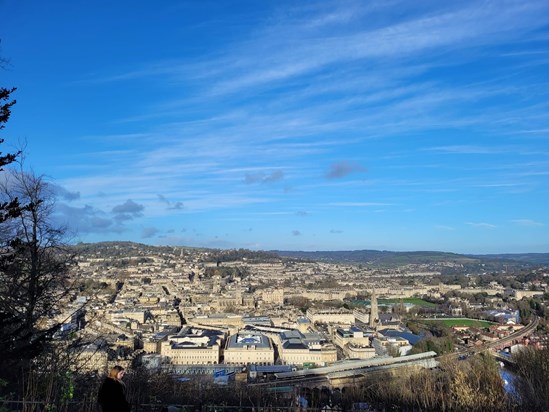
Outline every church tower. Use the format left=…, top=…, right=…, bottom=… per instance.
left=369, top=288, right=379, bottom=329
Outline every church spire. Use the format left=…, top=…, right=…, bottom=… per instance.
left=369, top=288, right=378, bottom=329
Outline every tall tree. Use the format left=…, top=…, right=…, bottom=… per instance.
left=0, top=81, right=74, bottom=379
left=0, top=169, right=74, bottom=369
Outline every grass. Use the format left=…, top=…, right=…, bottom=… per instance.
left=420, top=318, right=496, bottom=328
left=379, top=298, right=438, bottom=308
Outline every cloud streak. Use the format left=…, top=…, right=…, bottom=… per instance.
left=18, top=0, right=548, bottom=253
left=511, top=219, right=544, bottom=227
left=466, top=222, right=497, bottom=229
left=244, top=170, right=285, bottom=184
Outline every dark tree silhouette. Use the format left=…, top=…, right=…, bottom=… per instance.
left=0, top=87, right=21, bottom=222
left=0, top=83, right=75, bottom=384
left=0, top=168, right=75, bottom=371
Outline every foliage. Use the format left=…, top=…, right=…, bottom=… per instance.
left=286, top=296, right=311, bottom=313
left=203, top=266, right=249, bottom=281
left=410, top=336, right=454, bottom=355
left=516, top=299, right=536, bottom=324
left=513, top=346, right=549, bottom=411
left=0, top=350, right=517, bottom=411
left=203, top=248, right=280, bottom=263
left=0, top=168, right=75, bottom=381
left=359, top=353, right=509, bottom=411
left=0, top=87, right=21, bottom=225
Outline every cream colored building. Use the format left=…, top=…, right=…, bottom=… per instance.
left=333, top=327, right=371, bottom=348
left=261, top=288, right=284, bottom=305
left=162, top=343, right=220, bottom=365
left=224, top=333, right=274, bottom=365
left=144, top=331, right=171, bottom=353
left=71, top=344, right=109, bottom=373
left=191, top=293, right=211, bottom=305
left=514, top=290, right=544, bottom=300
left=344, top=343, right=376, bottom=359
left=279, top=340, right=337, bottom=366
left=138, top=295, right=160, bottom=304
left=216, top=295, right=243, bottom=309
left=110, top=309, right=146, bottom=324
left=372, top=335, right=412, bottom=356
left=278, top=330, right=337, bottom=366
left=306, top=308, right=354, bottom=325
left=188, top=313, right=243, bottom=328
left=159, top=328, right=223, bottom=365
left=301, top=289, right=357, bottom=301
left=353, top=309, right=370, bottom=324
left=333, top=327, right=375, bottom=359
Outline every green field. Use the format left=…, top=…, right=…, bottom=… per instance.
left=379, top=298, right=438, bottom=308
left=421, top=318, right=495, bottom=328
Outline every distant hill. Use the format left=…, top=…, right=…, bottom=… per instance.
left=273, top=249, right=549, bottom=268
left=471, top=253, right=549, bottom=266
left=71, top=241, right=549, bottom=268
left=272, top=249, right=475, bottom=265
left=72, top=241, right=279, bottom=262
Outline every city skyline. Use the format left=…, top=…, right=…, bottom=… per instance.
left=1, top=1, right=549, bottom=253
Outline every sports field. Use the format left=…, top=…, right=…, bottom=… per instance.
left=421, top=318, right=495, bottom=328
left=380, top=298, right=438, bottom=308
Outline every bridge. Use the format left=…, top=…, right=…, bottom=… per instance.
left=485, top=316, right=539, bottom=351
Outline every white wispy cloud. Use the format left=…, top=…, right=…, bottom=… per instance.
left=89, top=1, right=549, bottom=99
left=328, top=202, right=394, bottom=207
left=200, top=0, right=549, bottom=95
left=511, top=219, right=544, bottom=227
left=435, top=225, right=455, bottom=231
left=466, top=222, right=497, bottom=229
left=45, top=0, right=549, bottom=251
left=424, top=145, right=512, bottom=155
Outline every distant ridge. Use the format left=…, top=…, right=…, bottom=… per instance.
left=472, top=253, right=549, bottom=266
left=70, top=241, right=549, bottom=267
left=273, top=249, right=471, bottom=264
left=273, top=249, right=549, bottom=267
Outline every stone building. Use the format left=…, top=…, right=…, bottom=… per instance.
left=159, top=328, right=224, bottom=365
left=224, top=333, right=274, bottom=365
left=306, top=308, right=354, bottom=325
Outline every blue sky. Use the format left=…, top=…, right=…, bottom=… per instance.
left=1, top=0, right=549, bottom=253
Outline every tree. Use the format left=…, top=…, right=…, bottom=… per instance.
left=1, top=49, right=22, bottom=233
left=0, top=86, right=29, bottom=366
left=0, top=87, right=21, bottom=222
left=513, top=346, right=549, bottom=410
left=286, top=296, right=311, bottom=313
left=0, top=45, right=84, bottom=408
left=0, top=167, right=75, bottom=374
left=361, top=354, right=508, bottom=411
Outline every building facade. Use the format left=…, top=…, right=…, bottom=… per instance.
left=224, top=333, right=274, bottom=365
